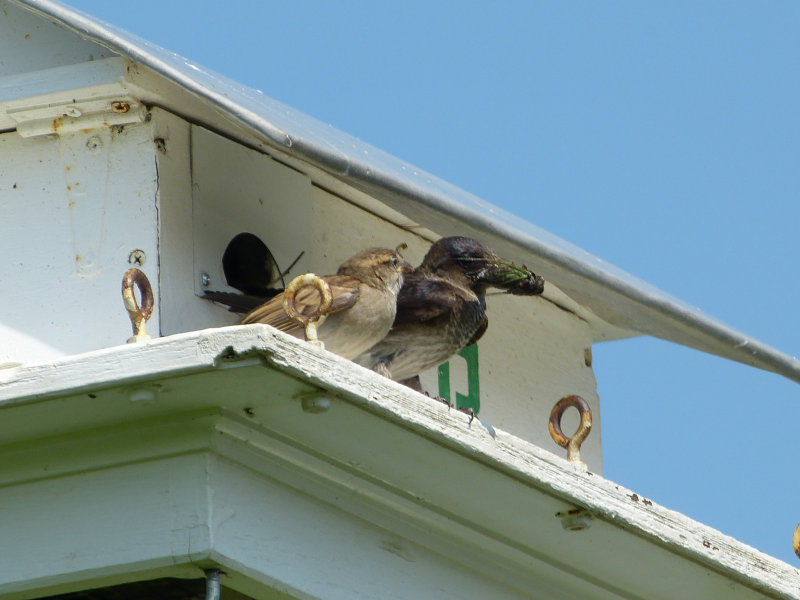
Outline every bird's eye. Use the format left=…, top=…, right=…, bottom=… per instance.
left=456, top=256, right=480, bottom=269
left=388, top=257, right=399, bottom=268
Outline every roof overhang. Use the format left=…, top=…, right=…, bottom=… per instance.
left=0, top=326, right=796, bottom=599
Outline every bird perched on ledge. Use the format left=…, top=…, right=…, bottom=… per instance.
left=354, top=236, right=544, bottom=390
left=242, top=247, right=411, bottom=360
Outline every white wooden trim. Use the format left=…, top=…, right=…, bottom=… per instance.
left=1, top=325, right=797, bottom=598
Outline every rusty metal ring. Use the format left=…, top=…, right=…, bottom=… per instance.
left=122, top=268, right=154, bottom=343
left=122, top=268, right=154, bottom=320
left=282, top=273, right=333, bottom=326
left=793, top=523, right=800, bottom=560
left=549, top=395, right=593, bottom=464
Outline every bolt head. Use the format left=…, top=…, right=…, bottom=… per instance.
left=300, top=394, right=332, bottom=413
left=556, top=509, right=592, bottom=531
left=111, top=101, right=131, bottom=113
left=128, top=249, right=146, bottom=266
left=85, top=136, right=103, bottom=153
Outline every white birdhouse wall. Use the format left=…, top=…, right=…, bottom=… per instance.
left=0, top=122, right=160, bottom=364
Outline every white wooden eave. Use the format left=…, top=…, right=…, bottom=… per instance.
left=0, top=326, right=796, bottom=600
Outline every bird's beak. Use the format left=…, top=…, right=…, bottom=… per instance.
left=398, top=260, right=413, bottom=274
left=472, top=260, right=545, bottom=295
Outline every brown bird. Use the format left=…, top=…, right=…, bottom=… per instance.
left=354, top=236, right=544, bottom=390
left=242, top=247, right=411, bottom=360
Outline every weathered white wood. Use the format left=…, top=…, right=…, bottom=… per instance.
left=149, top=108, right=215, bottom=336
left=0, top=59, right=147, bottom=137
left=0, top=57, right=130, bottom=104
left=0, top=326, right=797, bottom=599
left=250, top=326, right=800, bottom=599
left=191, top=125, right=315, bottom=298
left=0, top=405, right=623, bottom=599
left=0, top=438, right=527, bottom=599
left=0, top=454, right=210, bottom=597
left=208, top=456, right=530, bottom=600
left=0, top=119, right=160, bottom=365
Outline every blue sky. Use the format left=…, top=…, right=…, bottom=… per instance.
left=65, top=1, right=800, bottom=564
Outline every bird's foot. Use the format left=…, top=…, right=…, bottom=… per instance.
left=458, top=407, right=475, bottom=425
left=455, top=407, right=495, bottom=436
left=397, top=376, right=456, bottom=409
left=430, top=393, right=453, bottom=408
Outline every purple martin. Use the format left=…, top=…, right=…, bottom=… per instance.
left=354, top=236, right=544, bottom=390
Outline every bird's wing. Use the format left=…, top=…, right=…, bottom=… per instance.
left=325, top=275, right=363, bottom=312
left=393, top=273, right=467, bottom=325
left=204, top=290, right=274, bottom=314
left=466, top=314, right=489, bottom=346
left=242, top=275, right=361, bottom=331
left=241, top=294, right=294, bottom=330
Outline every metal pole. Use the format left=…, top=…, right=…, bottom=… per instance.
left=205, top=569, right=221, bottom=600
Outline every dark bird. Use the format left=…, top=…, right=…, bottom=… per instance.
left=354, top=236, right=544, bottom=390
left=242, top=247, right=411, bottom=360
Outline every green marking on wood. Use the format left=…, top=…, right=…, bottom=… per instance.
left=456, top=344, right=480, bottom=413
left=437, top=344, right=480, bottom=413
